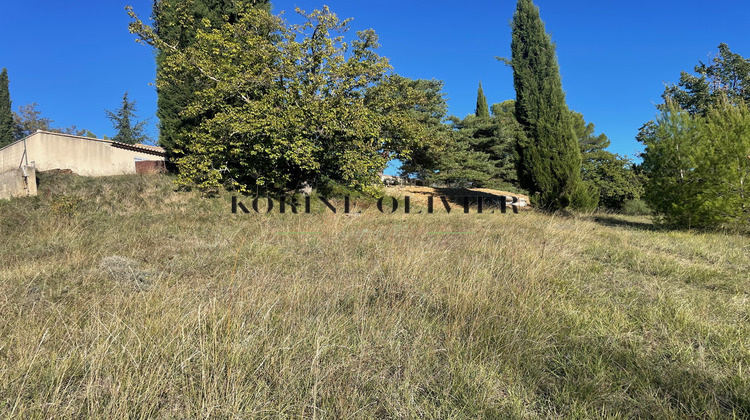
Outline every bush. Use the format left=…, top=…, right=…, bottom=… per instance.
left=621, top=199, right=652, bottom=216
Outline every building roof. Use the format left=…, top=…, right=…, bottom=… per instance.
left=2, top=130, right=166, bottom=157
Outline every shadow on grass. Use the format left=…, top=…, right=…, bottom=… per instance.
left=591, top=214, right=660, bottom=231
left=537, top=333, right=750, bottom=417
left=428, top=187, right=528, bottom=210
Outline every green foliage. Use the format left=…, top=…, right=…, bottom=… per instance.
left=475, top=82, right=489, bottom=118
left=640, top=45, right=750, bottom=229
left=50, top=195, right=83, bottom=219
left=639, top=44, right=750, bottom=156
left=573, top=111, right=644, bottom=209
left=507, top=0, right=590, bottom=210
left=367, top=75, right=449, bottom=182
left=641, top=99, right=750, bottom=229
left=0, top=68, right=13, bottom=148
left=569, top=180, right=599, bottom=212
left=400, top=89, right=520, bottom=188
left=448, top=110, right=519, bottom=187
left=621, top=199, right=652, bottom=216
left=12, top=103, right=53, bottom=139
left=581, top=150, right=643, bottom=209
left=491, top=99, right=515, bottom=117
left=428, top=128, right=495, bottom=187
left=152, top=0, right=272, bottom=159
left=315, top=176, right=382, bottom=202
left=130, top=5, right=429, bottom=196
left=662, top=43, right=750, bottom=115
left=105, top=92, right=149, bottom=145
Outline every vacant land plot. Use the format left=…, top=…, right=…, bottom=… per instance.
left=1, top=174, right=748, bottom=418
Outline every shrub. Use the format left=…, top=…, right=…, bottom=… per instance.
left=621, top=199, right=652, bottom=216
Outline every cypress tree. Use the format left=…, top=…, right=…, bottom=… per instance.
left=509, top=0, right=589, bottom=210
left=0, top=68, right=14, bottom=148
left=475, top=82, right=490, bottom=118
left=153, top=0, right=272, bottom=160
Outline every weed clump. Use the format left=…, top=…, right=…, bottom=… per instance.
left=99, top=255, right=154, bottom=290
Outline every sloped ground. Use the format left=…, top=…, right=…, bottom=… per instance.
left=0, top=173, right=748, bottom=418
left=385, top=186, right=531, bottom=209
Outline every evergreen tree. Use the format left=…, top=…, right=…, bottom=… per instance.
left=450, top=107, right=520, bottom=189
left=0, top=68, right=13, bottom=148
left=507, top=0, right=591, bottom=210
left=152, top=0, right=272, bottom=159
left=572, top=111, right=643, bottom=209
left=641, top=98, right=750, bottom=229
left=431, top=132, right=495, bottom=187
left=639, top=46, right=750, bottom=228
left=106, top=92, right=149, bottom=145
left=475, top=82, right=490, bottom=118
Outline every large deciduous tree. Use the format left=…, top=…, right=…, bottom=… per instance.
left=371, top=76, right=450, bottom=182
left=0, top=68, right=13, bottom=148
left=152, top=0, right=272, bottom=159
left=129, top=5, right=430, bottom=195
left=662, top=43, right=750, bottom=115
left=12, top=103, right=53, bottom=139
left=506, top=0, right=593, bottom=210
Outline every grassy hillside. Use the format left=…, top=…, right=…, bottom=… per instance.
left=1, top=173, right=748, bottom=418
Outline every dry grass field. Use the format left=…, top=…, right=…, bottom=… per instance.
left=1, top=173, right=748, bottom=418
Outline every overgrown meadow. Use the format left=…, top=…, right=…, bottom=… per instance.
left=1, top=173, right=748, bottom=418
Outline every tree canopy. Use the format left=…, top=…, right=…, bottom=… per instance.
left=129, top=5, right=435, bottom=195
left=662, top=43, right=750, bottom=115
left=152, top=0, right=272, bottom=159
left=572, top=112, right=643, bottom=209
left=641, top=99, right=750, bottom=228
left=640, top=45, right=750, bottom=228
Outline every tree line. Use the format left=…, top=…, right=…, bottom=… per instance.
left=127, top=0, right=652, bottom=212
left=4, top=0, right=747, bottom=229
left=639, top=43, right=750, bottom=229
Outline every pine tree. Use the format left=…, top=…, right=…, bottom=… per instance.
left=106, top=92, right=149, bottom=145
left=153, top=0, right=272, bottom=159
left=0, top=68, right=14, bottom=148
left=642, top=98, right=750, bottom=229
left=475, top=82, right=490, bottom=118
left=508, top=0, right=591, bottom=210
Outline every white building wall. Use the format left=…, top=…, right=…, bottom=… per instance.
left=0, top=132, right=165, bottom=176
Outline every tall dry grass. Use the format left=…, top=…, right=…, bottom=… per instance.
left=0, top=173, right=748, bottom=418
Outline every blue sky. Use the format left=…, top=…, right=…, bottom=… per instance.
left=1, top=0, right=748, bottom=170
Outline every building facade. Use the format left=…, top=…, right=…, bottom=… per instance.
left=0, top=131, right=165, bottom=176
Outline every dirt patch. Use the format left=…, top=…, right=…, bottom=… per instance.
left=384, top=186, right=531, bottom=209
